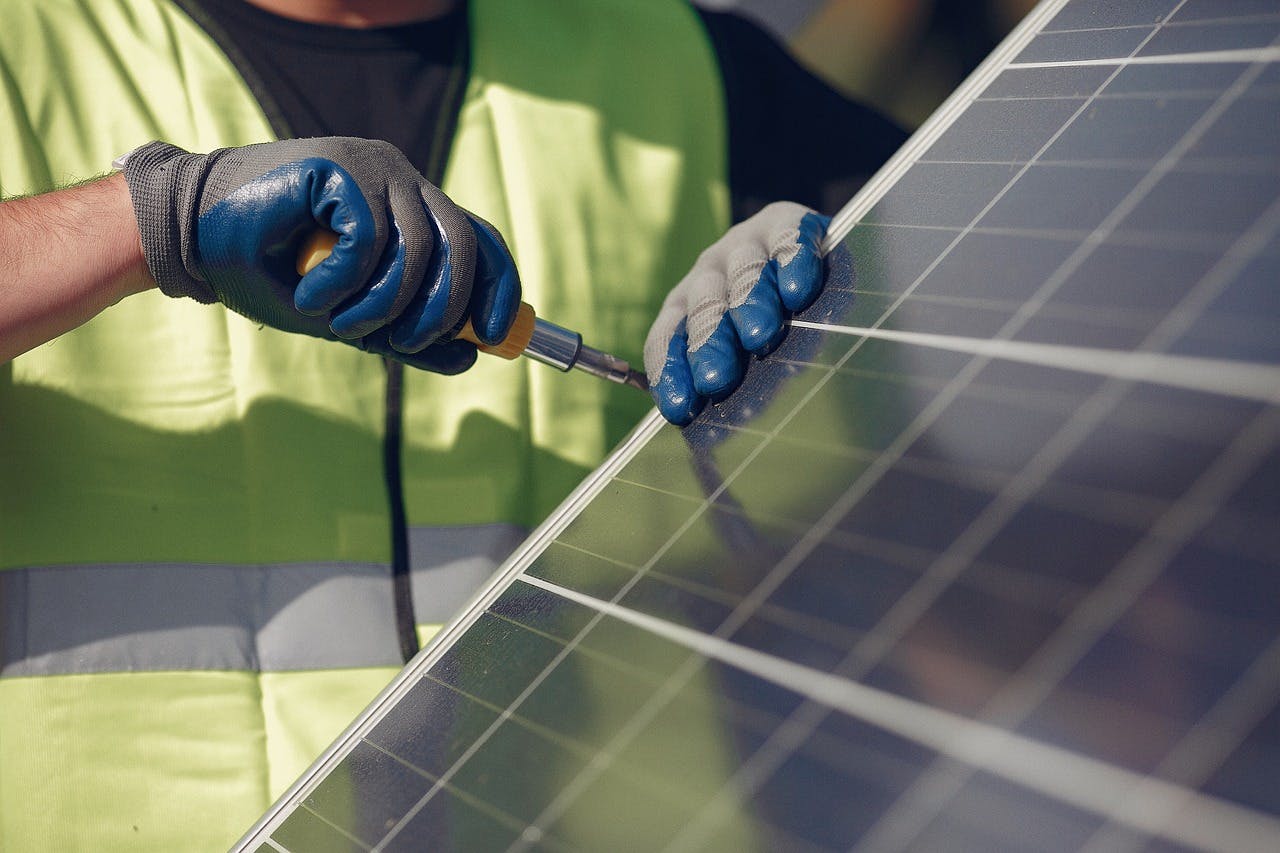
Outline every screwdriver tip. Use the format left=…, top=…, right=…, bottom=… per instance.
left=625, top=369, right=650, bottom=392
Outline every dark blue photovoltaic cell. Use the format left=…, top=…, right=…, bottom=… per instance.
left=922, top=98, right=1086, bottom=162
left=865, top=163, right=1020, bottom=227
left=1141, top=21, right=1280, bottom=55
left=1176, top=0, right=1280, bottom=21
left=1017, top=27, right=1157, bottom=63
left=243, top=2, right=1280, bottom=850
left=1043, top=0, right=1179, bottom=30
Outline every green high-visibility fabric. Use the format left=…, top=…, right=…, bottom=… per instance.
left=0, top=0, right=391, bottom=571
left=0, top=0, right=729, bottom=850
left=401, top=0, right=731, bottom=529
left=0, top=3, right=391, bottom=848
left=0, top=669, right=399, bottom=849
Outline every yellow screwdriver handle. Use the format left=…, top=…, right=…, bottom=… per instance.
left=296, top=229, right=535, bottom=360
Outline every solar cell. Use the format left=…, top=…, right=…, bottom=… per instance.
left=236, top=0, right=1280, bottom=849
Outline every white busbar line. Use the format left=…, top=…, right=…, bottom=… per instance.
left=788, top=319, right=1280, bottom=405
left=1009, top=46, right=1280, bottom=69
left=517, top=574, right=1280, bottom=853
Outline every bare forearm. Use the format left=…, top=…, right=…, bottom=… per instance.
left=0, top=173, right=154, bottom=363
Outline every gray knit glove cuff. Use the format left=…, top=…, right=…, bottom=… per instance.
left=122, top=141, right=220, bottom=303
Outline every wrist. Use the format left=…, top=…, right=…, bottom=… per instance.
left=101, top=172, right=154, bottom=303
left=0, top=173, right=157, bottom=362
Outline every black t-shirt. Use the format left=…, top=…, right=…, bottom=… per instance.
left=187, top=0, right=907, bottom=221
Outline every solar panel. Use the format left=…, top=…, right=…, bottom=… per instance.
left=236, top=0, right=1280, bottom=849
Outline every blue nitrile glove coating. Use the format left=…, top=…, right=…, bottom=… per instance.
left=728, top=258, right=787, bottom=354
left=653, top=320, right=703, bottom=425
left=123, top=138, right=520, bottom=374
left=467, top=215, right=524, bottom=346
left=777, top=212, right=827, bottom=311
left=644, top=203, right=830, bottom=426
left=690, top=315, right=746, bottom=398
left=384, top=202, right=460, bottom=353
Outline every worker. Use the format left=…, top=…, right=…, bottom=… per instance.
left=0, top=0, right=905, bottom=848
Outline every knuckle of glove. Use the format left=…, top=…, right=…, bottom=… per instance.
left=650, top=319, right=704, bottom=427
left=305, top=138, right=463, bottom=352
left=387, top=196, right=475, bottom=353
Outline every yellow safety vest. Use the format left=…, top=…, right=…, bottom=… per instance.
left=0, top=0, right=729, bottom=847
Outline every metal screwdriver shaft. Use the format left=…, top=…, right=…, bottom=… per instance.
left=520, top=316, right=650, bottom=391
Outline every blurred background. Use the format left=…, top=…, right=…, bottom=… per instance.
left=695, top=0, right=1038, bottom=128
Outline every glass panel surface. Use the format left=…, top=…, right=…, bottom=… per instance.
left=242, top=2, right=1280, bottom=849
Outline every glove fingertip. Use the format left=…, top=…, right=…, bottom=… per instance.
left=653, top=323, right=704, bottom=426
left=690, top=316, right=745, bottom=399
left=777, top=245, right=825, bottom=313
left=731, top=262, right=787, bottom=355
left=656, top=372, right=704, bottom=427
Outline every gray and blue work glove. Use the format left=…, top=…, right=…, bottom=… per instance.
left=123, top=137, right=520, bottom=373
left=644, top=202, right=830, bottom=425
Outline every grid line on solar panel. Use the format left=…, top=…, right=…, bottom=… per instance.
left=824, top=0, right=1074, bottom=244
left=366, top=636, right=590, bottom=846
left=1011, top=47, right=1280, bottom=68
left=546, top=483, right=1151, bottom=644
left=586, top=61, right=1274, bottom=853
left=793, top=318, right=1280, bottom=404
left=844, top=406, right=1280, bottom=852
left=606, top=391, right=1271, bottom=643
left=481, top=609, right=916, bottom=807
left=540, top=536, right=871, bottom=655
left=979, top=65, right=1280, bottom=97
left=1041, top=17, right=1280, bottom=36
left=291, top=804, right=369, bottom=851
left=235, top=0, right=1274, bottom=845
left=484, top=323, right=974, bottom=850
left=1076, top=634, right=1280, bottom=852
left=655, top=18, right=1274, bottom=850
left=975, top=98, right=1280, bottom=113
left=363, top=412, right=806, bottom=850
left=350, top=745, right=538, bottom=852
left=783, top=339, right=1164, bottom=407
left=486, top=591, right=933, bottom=807
left=514, top=571, right=1280, bottom=853
left=844, top=293, right=1182, bottom=341
left=845, top=74, right=1260, bottom=300
left=373, top=668, right=706, bottom=824
left=850, top=220, right=1278, bottom=256
left=918, top=159, right=1280, bottom=174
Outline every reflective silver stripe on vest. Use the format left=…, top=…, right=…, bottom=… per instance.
left=1, top=523, right=526, bottom=677
left=407, top=523, right=526, bottom=622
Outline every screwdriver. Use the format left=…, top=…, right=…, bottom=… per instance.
left=298, top=231, right=649, bottom=392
